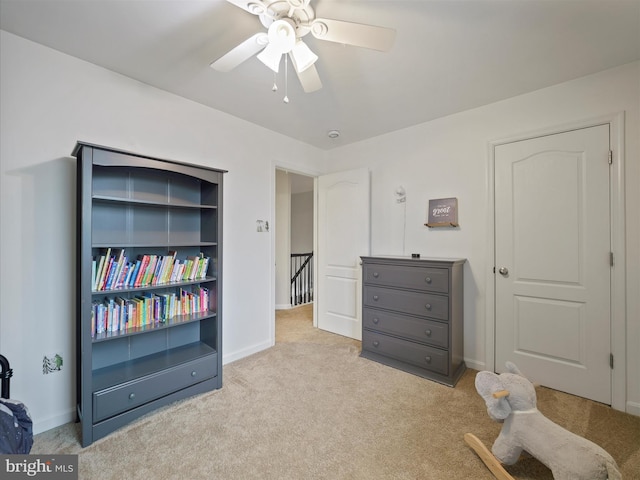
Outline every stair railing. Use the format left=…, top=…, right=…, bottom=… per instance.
left=291, top=252, right=313, bottom=306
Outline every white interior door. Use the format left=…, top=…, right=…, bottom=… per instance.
left=317, top=168, right=370, bottom=339
left=495, top=124, right=612, bottom=404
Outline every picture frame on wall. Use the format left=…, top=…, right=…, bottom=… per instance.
left=425, top=197, right=459, bottom=228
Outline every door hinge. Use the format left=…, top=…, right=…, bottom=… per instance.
left=608, top=150, right=613, bottom=165
left=610, top=252, right=614, bottom=267
left=493, top=266, right=496, bottom=274
left=610, top=353, right=614, bottom=369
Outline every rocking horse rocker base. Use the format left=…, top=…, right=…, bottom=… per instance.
left=465, top=432, right=514, bottom=480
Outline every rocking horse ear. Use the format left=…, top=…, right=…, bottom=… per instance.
left=475, top=371, right=512, bottom=420
left=505, top=361, right=524, bottom=377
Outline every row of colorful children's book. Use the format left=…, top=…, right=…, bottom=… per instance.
left=91, top=248, right=211, bottom=291
left=91, top=287, right=210, bottom=337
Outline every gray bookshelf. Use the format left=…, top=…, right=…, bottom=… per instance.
left=74, top=142, right=225, bottom=446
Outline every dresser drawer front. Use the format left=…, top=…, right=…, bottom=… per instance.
left=362, top=330, right=448, bottom=375
left=93, top=354, right=216, bottom=422
left=364, top=264, right=449, bottom=293
left=363, top=308, right=448, bottom=348
left=364, top=286, right=448, bottom=320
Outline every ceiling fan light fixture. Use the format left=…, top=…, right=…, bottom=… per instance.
left=257, top=43, right=283, bottom=72
left=267, top=19, right=296, bottom=53
left=290, top=40, right=318, bottom=73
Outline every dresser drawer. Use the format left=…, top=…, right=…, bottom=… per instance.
left=364, top=286, right=448, bottom=321
left=93, top=354, right=216, bottom=422
left=363, top=308, right=448, bottom=348
left=362, top=330, right=448, bottom=376
left=363, top=263, right=449, bottom=293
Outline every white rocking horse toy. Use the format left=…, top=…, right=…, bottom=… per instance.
left=465, top=362, right=621, bottom=480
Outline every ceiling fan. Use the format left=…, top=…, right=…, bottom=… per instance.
left=210, top=0, right=396, bottom=93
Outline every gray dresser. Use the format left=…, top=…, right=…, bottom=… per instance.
left=360, top=256, right=466, bottom=386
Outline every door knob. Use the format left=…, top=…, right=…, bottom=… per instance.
left=498, top=267, right=509, bottom=276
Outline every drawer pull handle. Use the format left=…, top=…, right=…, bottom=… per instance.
left=191, top=371, right=197, bottom=377
left=128, top=393, right=135, bottom=400
left=425, top=303, right=432, bottom=310
left=373, top=295, right=379, bottom=301
left=425, top=329, right=432, bottom=337
left=373, top=340, right=380, bottom=347
left=373, top=317, right=379, bottom=324
left=425, top=277, right=432, bottom=284
left=425, top=356, right=432, bottom=364
left=373, top=272, right=379, bottom=278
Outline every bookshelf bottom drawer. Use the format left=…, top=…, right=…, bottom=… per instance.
left=93, top=354, right=216, bottom=422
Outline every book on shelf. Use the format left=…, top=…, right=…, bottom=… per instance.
left=99, top=256, right=114, bottom=291
left=188, top=254, right=203, bottom=281
left=169, top=260, right=181, bottom=283
left=134, top=254, right=150, bottom=288
left=109, top=250, right=127, bottom=289
left=141, top=255, right=158, bottom=287
left=115, top=258, right=130, bottom=289
left=150, top=256, right=164, bottom=286
left=161, top=251, right=178, bottom=284
left=121, top=262, right=135, bottom=288
left=91, top=260, right=97, bottom=291
left=198, top=255, right=210, bottom=279
left=128, top=259, right=141, bottom=288
left=93, top=247, right=111, bottom=291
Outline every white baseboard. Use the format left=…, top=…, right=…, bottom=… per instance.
left=275, top=303, right=292, bottom=310
left=463, top=358, right=484, bottom=372
left=626, top=400, right=640, bottom=417
left=223, top=340, right=273, bottom=365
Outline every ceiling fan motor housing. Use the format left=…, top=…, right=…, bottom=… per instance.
left=257, top=0, right=315, bottom=38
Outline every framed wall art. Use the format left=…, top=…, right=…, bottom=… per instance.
left=425, top=197, right=459, bottom=228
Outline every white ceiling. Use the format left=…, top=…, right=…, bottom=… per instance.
left=1, top=0, right=639, bottom=150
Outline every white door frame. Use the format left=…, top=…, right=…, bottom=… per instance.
left=484, top=112, right=627, bottom=412
left=270, top=160, right=322, bottom=345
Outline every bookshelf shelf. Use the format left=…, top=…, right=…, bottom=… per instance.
left=91, top=242, right=219, bottom=248
left=91, top=276, right=218, bottom=293
left=91, top=311, right=217, bottom=343
left=74, top=142, right=225, bottom=447
left=92, top=341, right=216, bottom=392
left=93, top=194, right=219, bottom=210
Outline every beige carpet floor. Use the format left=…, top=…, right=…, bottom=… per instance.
left=31, top=304, right=640, bottom=479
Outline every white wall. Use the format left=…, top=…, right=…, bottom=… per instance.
left=0, top=31, right=323, bottom=433
left=275, top=170, right=291, bottom=309
left=291, top=191, right=313, bottom=253
left=323, top=62, right=640, bottom=415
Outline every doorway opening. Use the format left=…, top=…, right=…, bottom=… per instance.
left=275, top=169, right=315, bottom=344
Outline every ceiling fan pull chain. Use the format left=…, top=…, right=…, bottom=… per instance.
left=272, top=71, right=278, bottom=92
left=283, top=54, right=290, bottom=104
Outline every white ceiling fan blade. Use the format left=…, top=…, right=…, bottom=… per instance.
left=225, top=0, right=268, bottom=16
left=210, top=33, right=268, bottom=72
left=294, top=63, right=322, bottom=93
left=310, top=18, right=396, bottom=52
